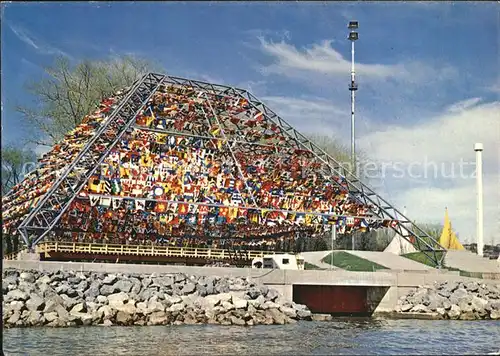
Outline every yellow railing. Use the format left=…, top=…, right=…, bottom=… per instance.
left=3, top=249, right=26, bottom=261
left=36, top=241, right=274, bottom=260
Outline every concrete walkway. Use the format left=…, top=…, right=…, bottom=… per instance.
left=345, top=250, right=434, bottom=272
left=444, top=250, right=500, bottom=273
left=300, top=251, right=341, bottom=270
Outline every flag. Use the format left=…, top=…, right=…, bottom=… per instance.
left=153, top=186, right=165, bottom=197
left=90, top=195, right=100, bottom=207
left=155, top=202, right=167, bottom=213
left=178, top=203, right=188, bottom=215
left=100, top=197, right=111, bottom=208
left=112, top=198, right=122, bottom=210
left=135, top=199, right=146, bottom=210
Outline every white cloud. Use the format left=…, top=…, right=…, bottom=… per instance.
left=7, top=23, right=73, bottom=59
left=259, top=38, right=405, bottom=79
left=257, top=38, right=457, bottom=85
left=357, top=99, right=500, bottom=244
left=487, top=83, right=500, bottom=94
left=359, top=100, right=500, bottom=168
left=393, top=176, right=499, bottom=244
left=261, top=95, right=351, bottom=137
left=446, top=97, right=481, bottom=113
left=9, top=24, right=40, bottom=50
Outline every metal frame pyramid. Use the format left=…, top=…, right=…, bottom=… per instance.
left=5, top=72, right=446, bottom=267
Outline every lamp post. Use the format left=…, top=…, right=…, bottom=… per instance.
left=330, top=225, right=337, bottom=270
left=348, top=21, right=359, bottom=176
left=474, top=143, right=484, bottom=257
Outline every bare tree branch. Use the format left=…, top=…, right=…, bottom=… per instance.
left=15, top=55, right=161, bottom=145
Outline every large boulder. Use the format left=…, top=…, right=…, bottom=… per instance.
left=149, top=311, right=170, bottom=325
left=102, top=274, right=117, bottom=285
left=280, top=306, right=297, bottom=319
left=181, top=283, right=196, bottom=295
left=100, top=285, right=118, bottom=296
left=265, top=289, right=279, bottom=302
left=465, top=282, right=479, bottom=292
left=296, top=308, right=312, bottom=320
left=70, top=302, right=87, bottom=314
left=447, top=305, right=461, bottom=320
left=37, top=275, right=52, bottom=285
left=147, top=300, right=165, bottom=313
left=5, top=290, right=29, bottom=302
left=108, top=292, right=129, bottom=307
left=84, top=283, right=101, bottom=300
left=60, top=294, right=79, bottom=309
left=267, top=308, right=286, bottom=325
left=153, top=276, right=174, bottom=288
left=26, top=294, right=45, bottom=312
left=400, top=304, right=413, bottom=312
left=113, top=280, right=133, bottom=294
left=27, top=311, right=44, bottom=326
left=471, top=296, right=488, bottom=313
left=19, top=272, right=36, bottom=283
left=43, top=296, right=64, bottom=313
left=168, top=303, right=185, bottom=313
left=491, top=310, right=500, bottom=320
left=410, top=304, right=430, bottom=313
left=116, top=311, right=133, bottom=325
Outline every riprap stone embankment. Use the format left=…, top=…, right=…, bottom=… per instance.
left=396, top=280, right=500, bottom=320
left=2, top=269, right=313, bottom=328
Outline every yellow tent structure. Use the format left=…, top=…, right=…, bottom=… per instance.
left=439, top=208, right=465, bottom=250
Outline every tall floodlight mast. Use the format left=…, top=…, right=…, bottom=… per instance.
left=348, top=21, right=359, bottom=176
left=348, top=21, right=359, bottom=251
left=474, top=143, right=484, bottom=257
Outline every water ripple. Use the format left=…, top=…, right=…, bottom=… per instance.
left=4, top=319, right=500, bottom=356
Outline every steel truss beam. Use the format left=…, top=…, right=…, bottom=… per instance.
left=18, top=73, right=166, bottom=249
left=151, top=74, right=447, bottom=266
left=231, top=91, right=446, bottom=267
left=200, top=92, right=259, bottom=208
left=16, top=72, right=446, bottom=266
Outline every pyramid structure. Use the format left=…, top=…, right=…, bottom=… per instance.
left=1, top=73, right=446, bottom=265
left=438, top=208, right=464, bottom=250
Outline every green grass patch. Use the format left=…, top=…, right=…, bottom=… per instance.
left=304, top=262, right=323, bottom=270
left=321, top=251, right=388, bottom=272
left=402, top=251, right=445, bottom=268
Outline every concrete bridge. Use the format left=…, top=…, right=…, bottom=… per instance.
left=5, top=260, right=496, bottom=316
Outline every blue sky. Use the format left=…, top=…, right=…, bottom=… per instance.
left=1, top=1, right=499, bottom=243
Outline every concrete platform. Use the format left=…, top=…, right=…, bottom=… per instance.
left=343, top=250, right=434, bottom=272
left=444, top=250, right=500, bottom=274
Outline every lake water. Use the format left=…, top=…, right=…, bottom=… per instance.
left=3, top=318, right=500, bottom=355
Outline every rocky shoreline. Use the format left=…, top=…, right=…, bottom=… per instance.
left=395, top=280, right=500, bottom=320
left=2, top=269, right=313, bottom=328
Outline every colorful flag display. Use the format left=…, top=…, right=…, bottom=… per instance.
left=1, top=83, right=397, bottom=250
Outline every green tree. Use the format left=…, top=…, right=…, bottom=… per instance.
left=307, top=134, right=383, bottom=251
left=411, top=222, right=443, bottom=248
left=17, top=55, right=162, bottom=146
left=307, top=133, right=374, bottom=182
left=1, top=145, right=37, bottom=195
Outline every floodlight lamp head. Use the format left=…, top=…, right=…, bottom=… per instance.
left=348, top=32, right=359, bottom=41
left=348, top=21, right=359, bottom=29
